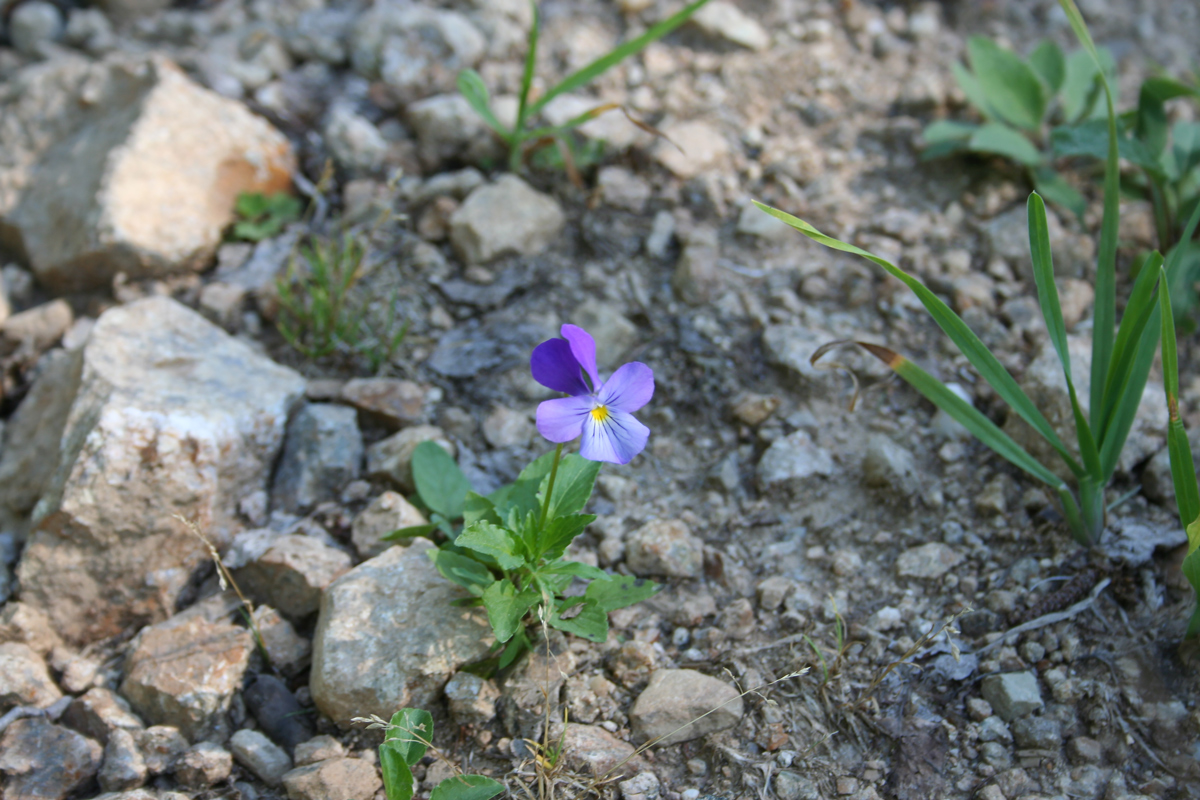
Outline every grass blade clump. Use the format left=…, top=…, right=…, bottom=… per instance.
left=457, top=0, right=713, bottom=173
left=754, top=0, right=1174, bottom=545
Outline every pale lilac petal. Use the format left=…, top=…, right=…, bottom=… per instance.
left=597, top=362, right=654, bottom=413
left=536, top=395, right=593, bottom=443
left=561, top=324, right=601, bottom=389
left=579, top=409, right=650, bottom=465
left=531, top=338, right=589, bottom=395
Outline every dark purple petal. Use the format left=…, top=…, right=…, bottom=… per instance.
left=530, top=338, right=589, bottom=395
left=579, top=409, right=650, bottom=464
left=536, top=395, right=593, bottom=443
left=561, top=324, right=601, bottom=389
left=597, top=362, right=654, bottom=413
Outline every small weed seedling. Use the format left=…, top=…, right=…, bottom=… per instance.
left=457, top=0, right=712, bottom=174
left=230, top=191, right=304, bottom=242
left=274, top=232, right=409, bottom=370
left=922, top=34, right=1114, bottom=217
left=757, top=0, right=1200, bottom=546
left=387, top=324, right=658, bottom=669
left=359, top=709, right=504, bottom=800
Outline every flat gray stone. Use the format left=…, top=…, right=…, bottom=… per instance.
left=896, top=543, right=964, bottom=580
left=981, top=672, right=1044, bottom=722
left=629, top=669, right=743, bottom=745
left=230, top=729, right=292, bottom=786
left=271, top=404, right=363, bottom=514
left=449, top=175, right=565, bottom=264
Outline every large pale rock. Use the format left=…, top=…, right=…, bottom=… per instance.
left=119, top=615, right=253, bottom=743
left=1002, top=333, right=1166, bottom=480
left=17, top=297, right=305, bottom=645
left=0, top=642, right=62, bottom=711
left=0, top=54, right=294, bottom=292
left=449, top=175, right=565, bottom=265
left=310, top=540, right=493, bottom=728
left=630, top=669, right=743, bottom=745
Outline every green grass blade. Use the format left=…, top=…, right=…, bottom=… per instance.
left=457, top=70, right=513, bottom=142
left=1027, top=192, right=1102, bottom=479
left=1161, top=265, right=1200, bottom=528
left=858, top=342, right=1073, bottom=491
left=514, top=0, right=541, bottom=138
left=1058, top=0, right=1118, bottom=422
left=526, top=0, right=713, bottom=119
left=754, top=200, right=1085, bottom=478
left=1097, top=250, right=1163, bottom=439
left=1098, top=289, right=1161, bottom=478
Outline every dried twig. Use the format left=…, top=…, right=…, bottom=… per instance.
left=975, top=578, right=1111, bottom=656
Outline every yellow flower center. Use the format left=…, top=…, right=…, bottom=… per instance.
left=590, top=405, right=610, bottom=423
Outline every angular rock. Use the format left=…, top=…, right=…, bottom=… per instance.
left=323, top=107, right=387, bottom=174
left=235, top=535, right=351, bottom=619
left=0, top=602, right=62, bottom=657
left=310, top=540, right=492, bottom=728
left=499, top=635, right=576, bottom=738
left=861, top=433, right=918, bottom=494
left=17, top=297, right=305, bottom=645
left=174, top=742, right=232, bottom=788
left=0, top=719, right=102, bottom=800
left=444, top=672, right=500, bottom=726
left=630, top=669, right=743, bottom=745
left=281, top=757, right=382, bottom=800
left=449, top=175, right=565, bottom=265
left=625, top=519, right=704, bottom=578
left=1011, top=717, right=1062, bottom=750
left=271, top=404, right=363, bottom=514
left=351, top=491, right=428, bottom=559
left=365, top=425, right=455, bottom=493
left=9, top=2, right=63, bottom=56
left=243, top=673, right=314, bottom=752
left=340, top=378, right=427, bottom=427
left=119, top=615, right=253, bottom=742
left=293, top=735, right=346, bottom=767
left=230, top=729, right=292, bottom=786
left=0, top=54, right=294, bottom=292
left=0, top=349, right=83, bottom=518
left=61, top=688, right=144, bottom=745
left=691, top=1, right=770, bottom=50
left=981, top=673, right=1044, bottom=722
left=0, top=299, right=73, bottom=360
left=98, top=728, right=148, bottom=792
left=762, top=325, right=833, bottom=382
left=250, top=606, right=312, bottom=677
left=652, top=121, right=730, bottom=179
left=757, top=431, right=834, bottom=488
left=572, top=302, right=639, bottom=368
left=405, top=94, right=488, bottom=166
left=135, top=726, right=188, bottom=776
left=0, top=643, right=62, bottom=711
left=672, top=228, right=722, bottom=306
left=896, top=543, right=963, bottom=580
left=482, top=406, right=533, bottom=449
left=619, top=772, right=661, bottom=800
left=557, top=723, right=645, bottom=779
left=731, top=393, right=781, bottom=426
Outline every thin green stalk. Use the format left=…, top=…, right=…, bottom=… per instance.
left=538, top=443, right=564, bottom=530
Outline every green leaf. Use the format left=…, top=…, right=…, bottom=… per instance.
left=752, top=200, right=1085, bottom=478
left=457, top=69, right=512, bottom=141
left=236, top=192, right=269, bottom=218
left=463, top=492, right=502, bottom=526
left=1033, top=167, right=1087, bottom=220
left=539, top=454, right=601, bottom=519
left=481, top=579, right=540, bottom=643
left=428, top=549, right=495, bottom=596
left=1097, top=250, right=1163, bottom=442
left=513, top=0, right=541, bottom=141
left=1135, top=77, right=1199, bottom=160
left=1173, top=121, right=1200, bottom=178
left=382, top=523, right=439, bottom=542
left=385, top=708, right=433, bottom=766
left=538, top=559, right=610, bottom=581
left=456, top=522, right=527, bottom=570
left=379, top=745, right=415, bottom=800
left=495, top=452, right=554, bottom=518
left=1050, top=120, right=1163, bottom=175
left=526, top=0, right=714, bottom=120
left=951, top=61, right=996, bottom=120
left=967, top=36, right=1046, bottom=131
left=922, top=120, right=977, bottom=145
left=549, top=597, right=609, bottom=641
left=1060, top=47, right=1109, bottom=122
left=585, top=574, right=661, bottom=612
left=430, top=775, right=505, bottom=800
left=1184, top=544, right=1200, bottom=638
left=1029, top=40, right=1066, bottom=94
left=1027, top=193, right=1101, bottom=480
left=498, top=625, right=530, bottom=670
left=538, top=513, right=596, bottom=560
left=412, top=441, right=472, bottom=521
left=967, top=122, right=1044, bottom=166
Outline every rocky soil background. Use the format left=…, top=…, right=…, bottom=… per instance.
left=1, top=0, right=1200, bottom=799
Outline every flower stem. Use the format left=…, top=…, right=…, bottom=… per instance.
left=538, top=443, right=564, bottom=531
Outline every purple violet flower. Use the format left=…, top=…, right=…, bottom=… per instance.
left=531, top=324, right=654, bottom=465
